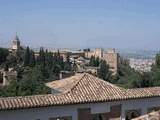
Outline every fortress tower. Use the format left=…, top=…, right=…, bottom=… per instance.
left=103, top=48, right=119, bottom=75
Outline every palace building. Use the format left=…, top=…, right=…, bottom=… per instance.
left=0, top=73, right=160, bottom=120
left=103, top=49, right=119, bottom=75
left=85, top=48, right=119, bottom=75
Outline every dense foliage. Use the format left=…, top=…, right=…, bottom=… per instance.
left=0, top=46, right=160, bottom=97
left=89, top=55, right=158, bottom=89
left=89, top=56, right=100, bottom=67
left=97, top=60, right=110, bottom=81
left=115, top=58, right=150, bottom=88
left=0, top=48, right=9, bottom=66
left=151, top=53, right=160, bottom=86
left=0, top=47, right=72, bottom=97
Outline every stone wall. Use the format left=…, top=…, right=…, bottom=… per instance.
left=84, top=48, right=119, bottom=75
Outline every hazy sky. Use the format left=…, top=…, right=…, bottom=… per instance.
left=0, top=0, right=160, bottom=50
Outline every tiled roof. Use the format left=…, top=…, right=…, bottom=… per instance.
left=127, top=87, right=160, bottom=98
left=0, top=73, right=160, bottom=110
left=46, top=74, right=84, bottom=93
left=132, top=110, right=160, bottom=120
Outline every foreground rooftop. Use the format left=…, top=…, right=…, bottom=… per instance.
left=133, top=110, right=160, bottom=120
left=0, top=73, right=160, bottom=110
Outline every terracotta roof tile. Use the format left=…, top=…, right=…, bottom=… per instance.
left=0, top=73, right=160, bottom=110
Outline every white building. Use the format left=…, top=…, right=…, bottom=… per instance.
left=10, top=35, right=21, bottom=51
left=0, top=73, right=160, bottom=120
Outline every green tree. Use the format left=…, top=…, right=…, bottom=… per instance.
left=115, top=57, right=142, bottom=88
left=0, top=76, right=18, bottom=97
left=44, top=50, right=53, bottom=79
left=0, top=47, right=76, bottom=97
left=37, top=47, right=45, bottom=65
left=0, top=48, right=9, bottom=65
left=89, top=56, right=100, bottom=67
left=64, top=55, right=72, bottom=71
left=151, top=53, right=160, bottom=86
left=6, top=54, right=17, bottom=67
left=83, top=48, right=90, bottom=52
left=89, top=56, right=95, bottom=66
left=37, top=47, right=46, bottom=76
left=95, top=57, right=100, bottom=67
left=98, top=60, right=110, bottom=81
left=140, top=72, right=153, bottom=87
left=45, top=51, right=53, bottom=69
left=29, top=50, right=36, bottom=67
left=155, top=53, right=160, bottom=67
left=53, top=50, right=64, bottom=71
left=24, top=46, right=30, bottom=66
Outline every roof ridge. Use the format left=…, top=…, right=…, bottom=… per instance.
left=0, top=94, right=53, bottom=100
left=66, top=73, right=86, bottom=94
left=86, top=73, right=126, bottom=91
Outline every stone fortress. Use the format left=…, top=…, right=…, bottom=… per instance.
left=39, top=48, right=119, bottom=75
left=85, top=48, right=119, bottom=75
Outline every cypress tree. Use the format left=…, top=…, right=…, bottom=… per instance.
left=0, top=48, right=9, bottom=65
left=156, top=53, right=160, bottom=67
left=24, top=46, right=30, bottom=66
left=95, top=57, right=100, bottom=67
left=38, top=47, right=45, bottom=65
left=29, top=50, right=36, bottom=67
left=98, top=60, right=110, bottom=81
left=64, top=54, right=71, bottom=71
left=89, top=55, right=95, bottom=66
